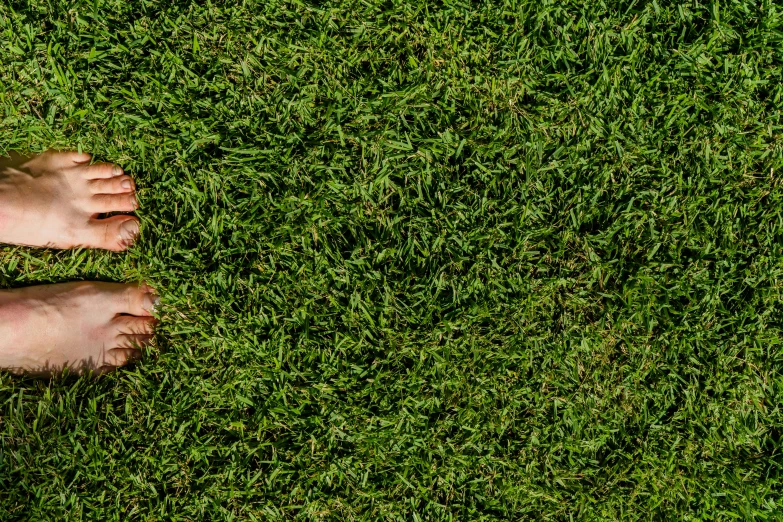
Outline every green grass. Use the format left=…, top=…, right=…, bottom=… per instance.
left=1, top=0, right=783, bottom=519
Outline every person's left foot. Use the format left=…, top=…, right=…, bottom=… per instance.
left=0, top=150, right=140, bottom=251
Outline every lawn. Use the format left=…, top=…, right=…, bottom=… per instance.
left=1, top=0, right=783, bottom=519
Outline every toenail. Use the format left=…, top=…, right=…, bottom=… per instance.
left=121, top=179, right=132, bottom=190
left=144, top=294, right=160, bottom=313
left=113, top=165, right=123, bottom=176
left=119, top=220, right=140, bottom=242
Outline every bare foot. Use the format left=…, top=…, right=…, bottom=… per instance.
left=0, top=150, right=140, bottom=251
left=0, top=282, right=158, bottom=375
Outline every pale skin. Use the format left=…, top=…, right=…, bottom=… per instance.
left=0, top=150, right=157, bottom=376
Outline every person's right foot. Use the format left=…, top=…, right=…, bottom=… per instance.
left=0, top=150, right=140, bottom=251
left=0, top=282, right=158, bottom=376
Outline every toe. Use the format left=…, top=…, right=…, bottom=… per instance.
left=78, top=162, right=124, bottom=179
left=45, top=150, right=92, bottom=167
left=88, top=215, right=140, bottom=251
left=89, top=175, right=135, bottom=194
left=113, top=315, right=158, bottom=336
left=88, top=192, right=138, bottom=213
left=115, top=284, right=158, bottom=317
left=117, top=335, right=154, bottom=349
left=105, top=347, right=143, bottom=367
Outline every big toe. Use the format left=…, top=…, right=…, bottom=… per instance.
left=88, top=215, right=140, bottom=251
left=114, top=283, right=158, bottom=317
left=44, top=150, right=92, bottom=167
